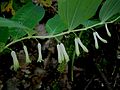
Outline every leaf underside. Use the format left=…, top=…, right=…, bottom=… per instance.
left=99, top=0, right=120, bottom=22
left=46, top=15, right=67, bottom=35
left=58, top=0, right=102, bottom=30
left=10, top=2, right=45, bottom=40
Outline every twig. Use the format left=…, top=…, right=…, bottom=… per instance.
left=84, top=75, right=95, bottom=90
left=96, top=64, right=113, bottom=90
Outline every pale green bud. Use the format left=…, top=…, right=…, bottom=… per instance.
left=23, top=45, right=31, bottom=64
left=93, top=32, right=99, bottom=49
left=95, top=32, right=107, bottom=43
left=60, top=43, right=69, bottom=62
left=105, top=24, right=111, bottom=37
left=11, top=51, right=20, bottom=71
left=77, top=38, right=89, bottom=53
left=75, top=38, right=80, bottom=56
left=37, top=43, right=43, bottom=62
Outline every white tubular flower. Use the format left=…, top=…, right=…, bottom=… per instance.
left=77, top=38, right=89, bottom=53
left=37, top=43, right=43, bottom=62
left=75, top=38, right=80, bottom=56
left=11, top=51, right=20, bottom=71
left=93, top=32, right=99, bottom=49
left=57, top=44, right=63, bottom=63
left=95, top=32, right=107, bottom=43
left=23, top=45, right=31, bottom=64
left=105, top=24, right=111, bottom=37
left=60, top=43, right=69, bottom=62
left=57, top=43, right=69, bottom=63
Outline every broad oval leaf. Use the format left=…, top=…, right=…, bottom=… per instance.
left=12, top=2, right=45, bottom=29
left=45, top=15, right=67, bottom=35
left=0, top=17, right=28, bottom=29
left=99, top=0, right=120, bottom=22
left=10, top=2, right=45, bottom=39
left=58, top=0, right=102, bottom=30
left=82, top=20, right=100, bottom=27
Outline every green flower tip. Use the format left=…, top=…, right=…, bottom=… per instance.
left=23, top=45, right=31, bottom=64
left=11, top=51, right=20, bottom=71
left=37, top=43, right=43, bottom=62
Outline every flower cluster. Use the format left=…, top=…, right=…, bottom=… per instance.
left=57, top=43, right=69, bottom=63
left=11, top=43, right=43, bottom=71
left=93, top=32, right=107, bottom=49
left=74, top=38, right=89, bottom=56
left=11, top=24, right=110, bottom=71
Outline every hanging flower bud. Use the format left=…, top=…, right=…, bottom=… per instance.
left=37, top=43, right=43, bottom=62
left=57, top=44, right=63, bottom=63
left=77, top=38, right=89, bottom=53
left=75, top=38, right=80, bottom=56
left=11, top=51, right=20, bottom=71
left=93, top=32, right=99, bottom=49
left=23, top=45, right=31, bottom=64
left=95, top=32, right=107, bottom=43
left=105, top=24, right=111, bottom=37
left=57, top=43, right=69, bottom=63
left=60, top=43, right=69, bottom=62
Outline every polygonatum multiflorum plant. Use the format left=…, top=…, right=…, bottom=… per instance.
left=0, top=0, right=120, bottom=71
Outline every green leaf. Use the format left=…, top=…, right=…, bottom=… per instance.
left=45, top=15, right=67, bottom=35
left=10, top=2, right=45, bottom=39
left=0, top=29, right=9, bottom=43
left=0, top=17, right=28, bottom=29
left=12, top=2, right=45, bottom=29
left=0, top=28, right=9, bottom=53
left=9, top=28, right=27, bottom=40
left=58, top=0, right=102, bottom=30
left=99, top=0, right=120, bottom=22
left=82, top=20, right=100, bottom=27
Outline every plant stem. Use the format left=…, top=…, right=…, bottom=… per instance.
left=4, top=16, right=120, bottom=50
left=70, top=31, right=83, bottom=81
left=71, top=52, right=75, bottom=81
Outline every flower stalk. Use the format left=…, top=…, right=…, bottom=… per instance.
left=11, top=51, right=20, bottom=71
